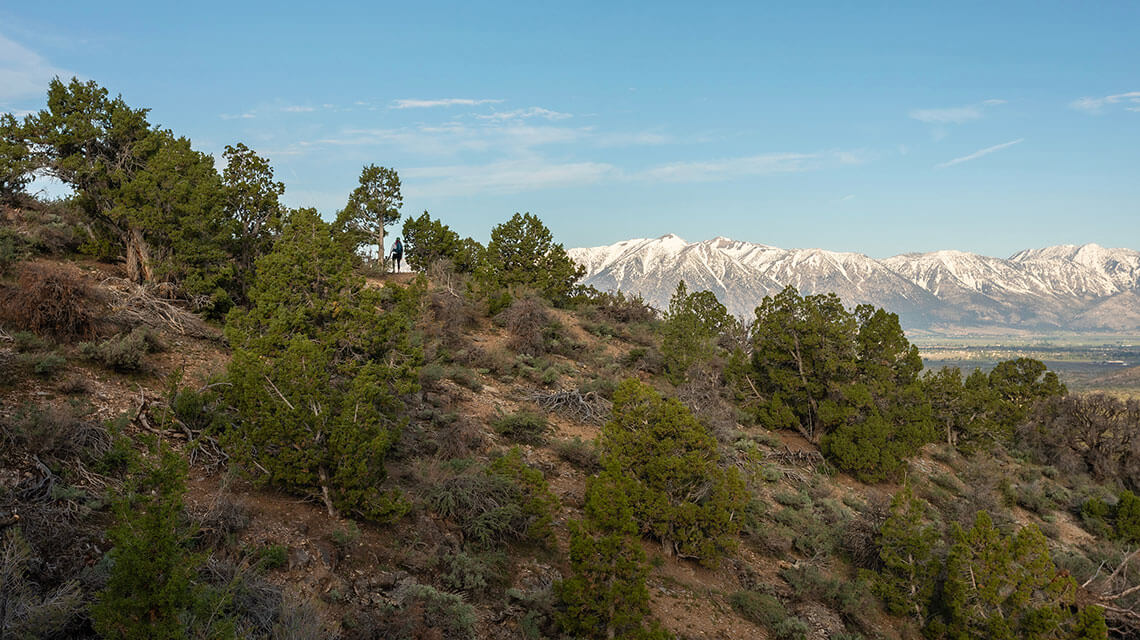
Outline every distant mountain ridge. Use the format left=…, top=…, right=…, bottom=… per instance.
left=568, top=235, right=1140, bottom=334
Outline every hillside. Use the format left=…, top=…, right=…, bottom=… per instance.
left=569, top=235, right=1140, bottom=334
left=4, top=203, right=1140, bottom=639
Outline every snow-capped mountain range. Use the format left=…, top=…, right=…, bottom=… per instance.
left=568, top=236, right=1140, bottom=334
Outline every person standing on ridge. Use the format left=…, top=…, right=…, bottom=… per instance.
left=390, top=237, right=404, bottom=273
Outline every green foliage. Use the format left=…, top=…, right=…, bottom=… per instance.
left=390, top=582, right=477, bottom=640
left=437, top=550, right=506, bottom=597
left=739, top=287, right=934, bottom=481
left=942, top=511, right=1104, bottom=640
left=222, top=142, right=284, bottom=300
left=729, top=590, right=790, bottom=631
left=224, top=208, right=421, bottom=520
left=427, top=449, right=558, bottom=549
left=401, top=210, right=484, bottom=273
left=599, top=379, right=748, bottom=565
left=21, top=78, right=235, bottom=312
left=660, top=280, right=731, bottom=383
left=554, top=436, right=601, bottom=470
left=335, top=164, right=402, bottom=260
left=91, top=444, right=232, bottom=640
left=556, top=474, right=671, bottom=640
left=0, top=112, right=34, bottom=202
left=477, top=212, right=584, bottom=305
left=253, top=545, right=288, bottom=571
left=0, top=529, right=84, bottom=638
left=874, top=482, right=939, bottom=622
left=492, top=410, right=550, bottom=445
left=79, top=327, right=163, bottom=372
left=744, top=286, right=856, bottom=440
left=487, top=447, right=560, bottom=547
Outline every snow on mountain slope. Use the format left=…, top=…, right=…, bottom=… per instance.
left=568, top=237, right=1140, bottom=333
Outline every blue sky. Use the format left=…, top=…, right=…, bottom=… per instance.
left=1, top=1, right=1137, bottom=258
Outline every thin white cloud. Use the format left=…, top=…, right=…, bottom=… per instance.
left=220, top=111, right=256, bottom=120
left=838, top=194, right=855, bottom=202
left=910, top=105, right=983, bottom=125
left=404, top=159, right=618, bottom=197
left=391, top=98, right=503, bottom=109
left=910, top=99, right=1006, bottom=125
left=0, top=32, right=69, bottom=102
left=935, top=138, right=1024, bottom=168
left=282, top=105, right=316, bottom=113
left=639, top=150, right=867, bottom=183
left=476, top=107, right=572, bottom=122
left=1070, top=91, right=1140, bottom=114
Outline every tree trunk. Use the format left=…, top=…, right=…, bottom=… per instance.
left=377, top=226, right=385, bottom=270
left=319, top=466, right=338, bottom=519
left=125, top=225, right=153, bottom=284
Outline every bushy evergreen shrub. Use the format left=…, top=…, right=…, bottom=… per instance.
left=224, top=208, right=421, bottom=520
left=599, top=379, right=748, bottom=566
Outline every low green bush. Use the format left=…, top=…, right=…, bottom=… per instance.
left=492, top=411, right=550, bottom=445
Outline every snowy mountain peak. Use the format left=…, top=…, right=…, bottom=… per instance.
left=569, top=235, right=1140, bottom=333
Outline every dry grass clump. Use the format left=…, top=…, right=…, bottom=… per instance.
left=0, top=262, right=104, bottom=341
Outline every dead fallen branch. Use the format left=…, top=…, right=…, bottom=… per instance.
left=102, top=276, right=220, bottom=340
left=529, top=388, right=613, bottom=424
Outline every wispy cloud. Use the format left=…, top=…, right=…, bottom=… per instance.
left=909, top=99, right=1006, bottom=126
left=220, top=111, right=256, bottom=120
left=1070, top=91, right=1140, bottom=114
left=639, top=150, right=868, bottom=183
left=282, top=105, right=316, bottom=113
left=0, top=32, right=69, bottom=103
left=405, top=159, right=618, bottom=197
left=391, top=98, right=503, bottom=109
left=935, top=138, right=1024, bottom=168
left=475, top=107, right=572, bottom=122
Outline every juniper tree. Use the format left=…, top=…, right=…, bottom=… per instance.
left=477, top=212, right=584, bottom=305
left=0, top=113, right=33, bottom=203
left=556, top=472, right=670, bottom=640
left=21, top=78, right=233, bottom=305
left=942, top=511, right=1106, bottom=640
left=599, top=379, right=747, bottom=565
left=224, top=208, right=421, bottom=519
left=400, top=211, right=484, bottom=273
left=747, top=286, right=856, bottom=441
left=874, top=481, right=940, bottom=623
left=90, top=444, right=216, bottom=640
left=222, top=142, right=284, bottom=299
left=660, top=280, right=731, bottom=384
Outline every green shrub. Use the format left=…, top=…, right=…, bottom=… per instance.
left=224, top=209, right=421, bottom=521
left=599, top=379, right=749, bottom=566
left=437, top=550, right=506, bottom=597
left=1115, top=491, right=1140, bottom=544
left=772, top=617, right=810, bottom=640
left=556, top=474, right=670, bottom=640
left=28, top=351, right=67, bottom=378
left=729, top=590, right=786, bottom=629
left=393, top=582, right=477, bottom=640
left=447, top=365, right=483, bottom=392
left=13, top=330, right=48, bottom=352
left=330, top=521, right=361, bottom=555
left=492, top=410, right=550, bottom=445
left=427, top=449, right=558, bottom=549
left=79, top=327, right=162, bottom=372
left=254, top=544, right=288, bottom=570
left=553, top=437, right=601, bottom=470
